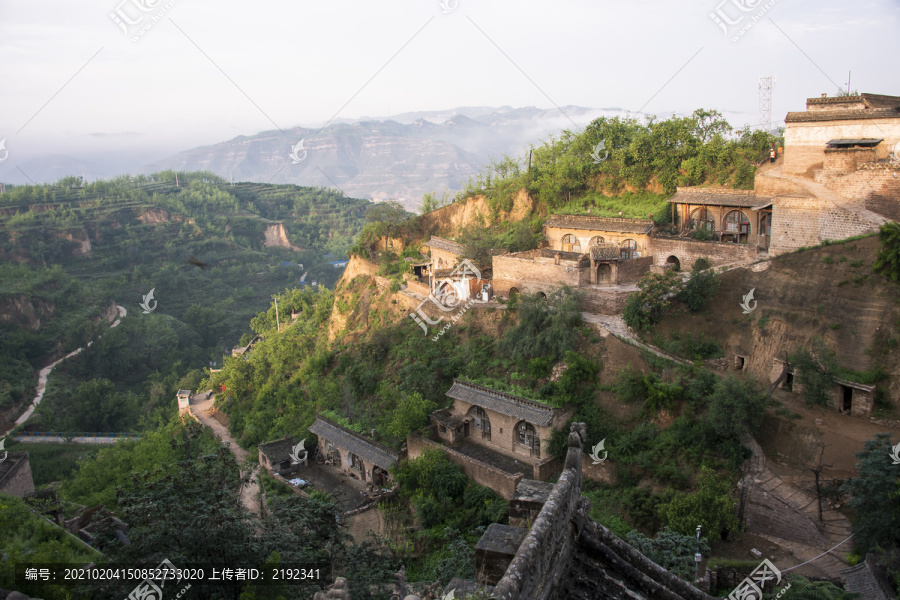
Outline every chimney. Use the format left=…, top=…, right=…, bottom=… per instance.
left=821, top=93, right=827, bottom=98
left=555, top=252, right=561, bottom=265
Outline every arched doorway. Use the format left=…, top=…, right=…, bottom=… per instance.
left=372, top=466, right=390, bottom=488
left=468, top=406, right=491, bottom=441
left=690, top=207, right=715, bottom=232
left=724, top=210, right=751, bottom=243
left=596, top=263, right=612, bottom=283
left=349, top=453, right=365, bottom=481
left=508, top=287, right=519, bottom=301
left=538, top=291, right=547, bottom=300
left=666, top=255, right=681, bottom=271
left=516, top=421, right=540, bottom=458
left=561, top=234, right=581, bottom=253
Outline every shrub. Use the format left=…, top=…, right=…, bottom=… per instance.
left=677, top=259, right=720, bottom=312
left=501, top=286, right=583, bottom=362
left=704, top=375, right=767, bottom=439
left=789, top=336, right=841, bottom=406
left=623, top=270, right=684, bottom=331
left=658, top=465, right=740, bottom=541
left=625, top=527, right=711, bottom=581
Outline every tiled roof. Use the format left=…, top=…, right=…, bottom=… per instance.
left=786, top=109, right=900, bottom=123
left=0, top=452, right=29, bottom=489
left=446, top=379, right=555, bottom=426
left=537, top=249, right=587, bottom=261
left=431, top=407, right=464, bottom=428
left=591, top=243, right=621, bottom=261
left=423, top=237, right=464, bottom=255
left=309, top=417, right=399, bottom=470
left=545, top=215, right=653, bottom=234
left=258, top=436, right=299, bottom=464
left=668, top=188, right=772, bottom=208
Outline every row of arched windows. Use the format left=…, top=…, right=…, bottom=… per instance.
left=561, top=234, right=640, bottom=259
left=690, top=208, right=752, bottom=234
left=468, top=406, right=541, bottom=457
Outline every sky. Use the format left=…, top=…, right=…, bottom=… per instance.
left=1, top=0, right=899, bottom=170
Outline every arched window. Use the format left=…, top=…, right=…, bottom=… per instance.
left=436, top=257, right=445, bottom=269
left=516, top=422, right=540, bottom=457
left=469, top=406, right=491, bottom=441
left=690, top=207, right=716, bottom=231
left=588, top=236, right=605, bottom=247
left=724, top=210, right=751, bottom=235
left=561, top=234, right=581, bottom=253
left=620, top=239, right=638, bottom=260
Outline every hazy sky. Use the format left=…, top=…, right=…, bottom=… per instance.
left=1, top=0, right=899, bottom=167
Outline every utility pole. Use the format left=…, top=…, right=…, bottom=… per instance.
left=695, top=525, right=703, bottom=582
left=274, top=297, right=280, bottom=332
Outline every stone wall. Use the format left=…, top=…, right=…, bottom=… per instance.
left=815, top=162, right=900, bottom=221
left=0, top=452, right=35, bottom=498
left=430, top=246, right=461, bottom=271
left=492, top=253, right=584, bottom=297
left=617, top=256, right=653, bottom=283
left=783, top=117, right=900, bottom=175
left=769, top=196, right=878, bottom=255
left=407, top=436, right=523, bottom=500
left=489, top=426, right=585, bottom=599
left=651, top=237, right=760, bottom=270
left=544, top=225, right=651, bottom=258
left=579, top=288, right=634, bottom=315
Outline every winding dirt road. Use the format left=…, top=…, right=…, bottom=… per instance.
left=2, top=305, right=127, bottom=437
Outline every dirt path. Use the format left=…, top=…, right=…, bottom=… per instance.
left=347, top=506, right=386, bottom=540
left=190, top=393, right=261, bottom=515
left=3, top=305, right=127, bottom=437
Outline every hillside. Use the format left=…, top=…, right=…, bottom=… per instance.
left=0, top=172, right=372, bottom=434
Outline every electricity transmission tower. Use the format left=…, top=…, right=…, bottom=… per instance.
left=758, top=76, right=775, bottom=132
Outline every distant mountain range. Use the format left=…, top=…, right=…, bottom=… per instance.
left=1, top=106, right=622, bottom=211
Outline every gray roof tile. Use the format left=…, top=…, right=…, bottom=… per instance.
left=309, top=417, right=399, bottom=470
left=446, top=379, right=555, bottom=426
left=668, top=188, right=772, bottom=208
left=423, top=237, right=464, bottom=255
left=545, top=215, right=653, bottom=234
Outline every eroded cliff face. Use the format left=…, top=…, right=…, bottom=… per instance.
left=264, top=223, right=303, bottom=251
left=0, top=294, right=55, bottom=331
left=59, top=229, right=92, bottom=257
left=419, top=189, right=537, bottom=236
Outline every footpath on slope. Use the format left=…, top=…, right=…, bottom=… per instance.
left=3, top=305, right=127, bottom=437
left=189, top=393, right=261, bottom=516
left=584, top=309, right=855, bottom=580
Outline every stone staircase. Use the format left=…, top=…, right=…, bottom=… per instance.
left=739, top=435, right=853, bottom=578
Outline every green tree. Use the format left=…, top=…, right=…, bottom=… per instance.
left=658, top=465, right=740, bottom=540
left=789, top=337, right=841, bottom=406
left=841, top=433, right=900, bottom=555
left=874, top=221, right=900, bottom=283
left=780, top=575, right=862, bottom=600
left=63, top=378, right=135, bottom=432
left=386, top=392, right=436, bottom=441
left=625, top=527, right=711, bottom=581
left=704, top=376, right=767, bottom=439
left=623, top=270, right=683, bottom=331
left=501, top=286, right=583, bottom=362
left=676, top=257, right=719, bottom=312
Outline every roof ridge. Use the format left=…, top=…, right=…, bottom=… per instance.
left=312, top=415, right=399, bottom=457
left=453, top=379, right=554, bottom=412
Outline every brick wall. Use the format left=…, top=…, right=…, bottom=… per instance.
left=579, top=288, right=635, bottom=315
left=492, top=253, right=584, bottom=297
left=769, top=196, right=878, bottom=255
left=783, top=118, right=900, bottom=175
left=545, top=226, right=651, bottom=257
left=822, top=148, right=875, bottom=174
left=0, top=453, right=35, bottom=498
left=651, top=237, right=759, bottom=270
left=430, top=247, right=461, bottom=270
left=407, top=436, right=524, bottom=500
left=815, top=162, right=900, bottom=221
left=617, top=256, right=653, bottom=283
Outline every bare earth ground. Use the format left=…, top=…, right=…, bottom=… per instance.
left=190, top=393, right=260, bottom=515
